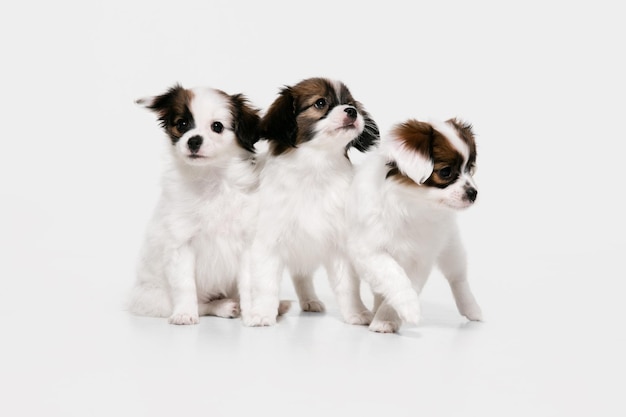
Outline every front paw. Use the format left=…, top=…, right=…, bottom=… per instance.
left=168, top=312, right=199, bottom=325
left=387, top=291, right=420, bottom=324
left=241, top=309, right=278, bottom=327
left=300, top=299, right=326, bottom=313
left=460, top=303, right=483, bottom=322
left=344, top=309, right=374, bottom=326
left=369, top=319, right=400, bottom=333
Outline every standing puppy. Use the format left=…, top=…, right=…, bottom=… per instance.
left=127, top=84, right=262, bottom=324
left=241, top=77, right=380, bottom=326
left=347, top=118, right=483, bottom=333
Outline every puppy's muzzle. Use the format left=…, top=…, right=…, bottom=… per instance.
left=187, top=135, right=203, bottom=153
left=465, top=187, right=478, bottom=203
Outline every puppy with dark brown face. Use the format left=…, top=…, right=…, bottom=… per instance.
left=240, top=77, right=380, bottom=327
left=346, top=118, right=483, bottom=333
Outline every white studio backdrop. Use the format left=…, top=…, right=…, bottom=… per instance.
left=3, top=0, right=623, bottom=261
left=0, top=1, right=624, bottom=416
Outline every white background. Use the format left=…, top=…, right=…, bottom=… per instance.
left=1, top=1, right=624, bottom=416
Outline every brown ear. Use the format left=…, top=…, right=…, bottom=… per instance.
left=135, top=84, right=189, bottom=130
left=393, top=120, right=433, bottom=157
left=230, top=94, right=261, bottom=153
left=387, top=119, right=434, bottom=184
left=260, top=87, right=298, bottom=151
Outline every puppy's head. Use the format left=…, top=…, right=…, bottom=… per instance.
left=137, top=84, right=260, bottom=166
left=260, top=77, right=379, bottom=155
left=385, top=118, right=478, bottom=209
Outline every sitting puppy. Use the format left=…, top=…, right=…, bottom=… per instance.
left=127, top=84, right=264, bottom=325
left=347, top=118, right=483, bottom=333
left=240, top=77, right=380, bottom=326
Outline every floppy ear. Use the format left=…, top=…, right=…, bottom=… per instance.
left=260, top=87, right=298, bottom=150
left=347, top=105, right=380, bottom=152
left=386, top=120, right=434, bottom=184
left=230, top=93, right=261, bottom=153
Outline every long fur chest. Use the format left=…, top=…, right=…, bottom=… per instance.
left=154, top=164, right=258, bottom=289
left=257, top=152, right=353, bottom=265
left=383, top=193, right=457, bottom=269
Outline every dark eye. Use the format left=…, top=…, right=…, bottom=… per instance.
left=438, top=167, right=453, bottom=179
left=175, top=118, right=189, bottom=131
left=314, top=98, right=327, bottom=109
left=212, top=121, right=224, bottom=133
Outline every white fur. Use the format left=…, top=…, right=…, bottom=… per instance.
left=347, top=123, right=483, bottom=333
left=127, top=88, right=259, bottom=324
left=240, top=103, right=373, bottom=326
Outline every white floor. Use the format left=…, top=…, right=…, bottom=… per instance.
left=2, top=1, right=625, bottom=416
left=1, top=229, right=624, bottom=416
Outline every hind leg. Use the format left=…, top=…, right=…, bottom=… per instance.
left=438, top=232, right=482, bottom=321
left=198, top=298, right=240, bottom=318
left=241, top=247, right=283, bottom=327
left=291, top=273, right=325, bottom=313
left=326, top=258, right=373, bottom=325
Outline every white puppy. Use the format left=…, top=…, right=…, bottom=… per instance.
left=347, top=118, right=483, bottom=333
left=127, top=84, right=263, bottom=325
left=240, top=77, right=380, bottom=326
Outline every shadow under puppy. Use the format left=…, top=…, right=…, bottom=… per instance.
left=240, top=77, right=380, bottom=326
left=127, top=84, right=288, bottom=324
left=347, top=118, right=483, bottom=333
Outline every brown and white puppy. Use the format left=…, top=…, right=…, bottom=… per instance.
left=240, top=77, right=380, bottom=327
left=127, top=84, right=264, bottom=324
left=346, top=118, right=483, bottom=333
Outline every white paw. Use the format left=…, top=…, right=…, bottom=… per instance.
left=168, top=312, right=199, bottom=325
left=344, top=309, right=374, bottom=326
left=369, top=319, right=400, bottom=333
left=213, top=299, right=241, bottom=318
left=241, top=312, right=277, bottom=327
left=387, top=291, right=420, bottom=324
left=300, top=299, right=326, bottom=313
left=460, top=303, right=483, bottom=321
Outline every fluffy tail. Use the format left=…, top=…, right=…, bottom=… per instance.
left=126, top=283, right=172, bottom=318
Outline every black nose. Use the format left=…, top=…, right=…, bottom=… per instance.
left=187, top=135, right=203, bottom=153
left=465, top=187, right=478, bottom=203
left=345, top=107, right=357, bottom=120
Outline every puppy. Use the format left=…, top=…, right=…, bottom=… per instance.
left=347, top=118, right=483, bottom=333
left=127, top=84, right=263, bottom=325
left=240, top=77, right=380, bottom=326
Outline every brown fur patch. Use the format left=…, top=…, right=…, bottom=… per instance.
left=386, top=119, right=476, bottom=188
left=390, top=120, right=433, bottom=160
left=447, top=117, right=476, bottom=170
left=228, top=93, right=261, bottom=152
left=146, top=85, right=195, bottom=144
